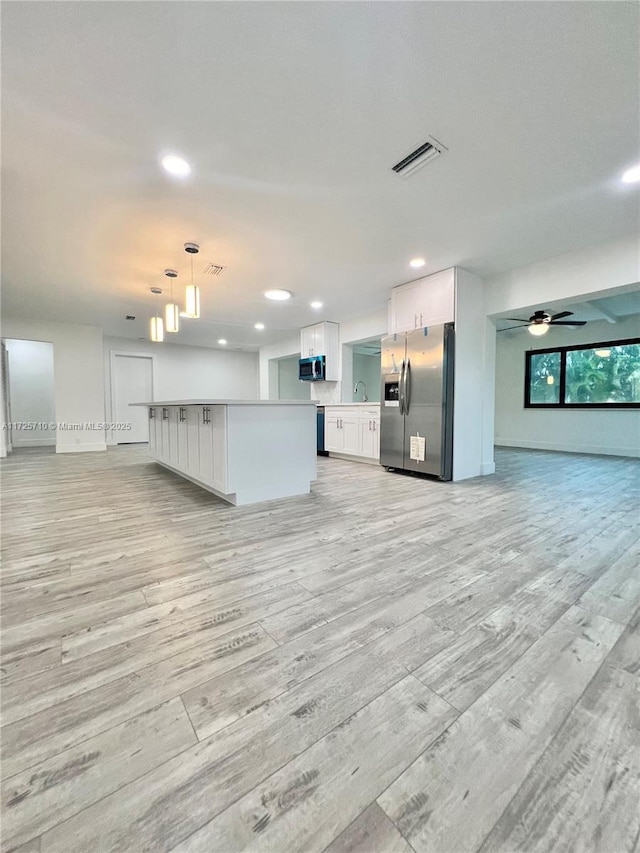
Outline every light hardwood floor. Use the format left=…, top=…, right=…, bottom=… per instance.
left=1, top=445, right=639, bottom=853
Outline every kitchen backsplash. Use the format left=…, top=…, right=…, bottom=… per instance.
left=310, top=381, right=342, bottom=404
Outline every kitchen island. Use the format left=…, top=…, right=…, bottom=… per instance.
left=135, top=400, right=317, bottom=506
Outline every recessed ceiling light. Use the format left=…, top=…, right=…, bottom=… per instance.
left=410, top=257, right=426, bottom=268
left=310, top=300, right=323, bottom=309
left=161, top=154, right=191, bottom=177
left=218, top=338, right=227, bottom=345
left=264, top=289, right=292, bottom=301
left=254, top=322, right=265, bottom=330
left=621, top=164, right=640, bottom=184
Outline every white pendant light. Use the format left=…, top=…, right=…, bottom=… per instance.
left=150, top=287, right=164, bottom=342
left=184, top=242, right=201, bottom=319
left=164, top=269, right=180, bottom=333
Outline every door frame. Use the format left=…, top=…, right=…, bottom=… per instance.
left=109, top=351, right=155, bottom=445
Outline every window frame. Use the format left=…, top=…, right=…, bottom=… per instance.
left=524, top=336, right=640, bottom=409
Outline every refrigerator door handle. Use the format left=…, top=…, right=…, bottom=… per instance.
left=399, top=360, right=406, bottom=415
left=405, top=359, right=412, bottom=413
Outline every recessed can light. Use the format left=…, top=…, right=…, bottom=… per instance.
left=410, top=257, right=426, bottom=268
left=218, top=338, right=227, bottom=345
left=161, top=155, right=191, bottom=177
left=310, top=300, right=323, bottom=309
left=621, top=164, right=640, bottom=184
left=254, top=322, right=265, bottom=330
left=264, top=289, right=292, bottom=301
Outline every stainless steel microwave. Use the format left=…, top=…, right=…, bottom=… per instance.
left=299, top=355, right=326, bottom=381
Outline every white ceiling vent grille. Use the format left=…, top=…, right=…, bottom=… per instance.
left=202, top=263, right=226, bottom=276
left=391, top=136, right=447, bottom=178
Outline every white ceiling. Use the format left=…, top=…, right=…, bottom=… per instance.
left=2, top=2, right=639, bottom=350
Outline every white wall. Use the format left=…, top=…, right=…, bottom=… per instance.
left=352, top=352, right=381, bottom=402
left=259, top=334, right=301, bottom=399
left=103, top=337, right=259, bottom=443
left=3, top=339, right=56, bottom=447
left=487, top=234, right=640, bottom=317
left=495, top=315, right=640, bottom=457
left=277, top=356, right=310, bottom=400
left=0, top=319, right=106, bottom=453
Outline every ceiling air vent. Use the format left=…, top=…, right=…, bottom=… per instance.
left=202, top=263, right=226, bottom=276
left=392, top=135, right=447, bottom=178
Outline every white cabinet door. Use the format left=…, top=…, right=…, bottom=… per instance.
left=167, top=407, right=179, bottom=466
left=301, top=327, right=316, bottom=357
left=341, top=416, right=360, bottom=455
left=391, top=282, right=423, bottom=333
left=177, top=407, right=189, bottom=469
left=418, top=268, right=455, bottom=327
left=390, top=268, right=455, bottom=333
left=197, top=407, right=214, bottom=486
left=148, top=409, right=157, bottom=454
left=160, top=408, right=171, bottom=461
left=372, top=417, right=380, bottom=458
left=360, top=418, right=376, bottom=458
left=186, top=406, right=200, bottom=477
left=324, top=414, right=343, bottom=451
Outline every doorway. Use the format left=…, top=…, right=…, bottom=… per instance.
left=110, top=353, right=153, bottom=443
left=3, top=339, right=56, bottom=448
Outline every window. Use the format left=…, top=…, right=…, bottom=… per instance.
left=525, top=338, right=640, bottom=408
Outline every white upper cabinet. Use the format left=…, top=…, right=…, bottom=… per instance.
left=390, top=268, right=455, bottom=333
left=300, top=321, right=340, bottom=381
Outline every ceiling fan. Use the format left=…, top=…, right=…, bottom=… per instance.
left=499, top=310, right=587, bottom=337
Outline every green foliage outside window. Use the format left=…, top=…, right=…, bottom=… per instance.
left=525, top=338, right=640, bottom=407
left=565, top=344, right=640, bottom=403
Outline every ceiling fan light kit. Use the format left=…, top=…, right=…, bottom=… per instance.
left=499, top=309, right=588, bottom=335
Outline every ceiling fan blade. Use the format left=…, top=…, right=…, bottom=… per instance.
left=505, top=318, right=530, bottom=323
left=497, top=324, right=530, bottom=332
left=549, top=320, right=587, bottom=326
left=550, top=310, right=573, bottom=321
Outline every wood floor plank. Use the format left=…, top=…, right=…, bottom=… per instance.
left=1, top=698, right=196, bottom=850
left=3, top=584, right=308, bottom=725
left=479, top=664, right=640, bottom=853
left=1, top=624, right=276, bottom=776
left=41, top=624, right=434, bottom=853
left=607, top=605, right=640, bottom=677
left=576, top=540, right=640, bottom=624
left=413, top=589, right=570, bottom=711
left=182, top=564, right=483, bottom=740
left=170, top=676, right=457, bottom=853
left=323, top=803, right=414, bottom=853
left=377, top=606, right=624, bottom=853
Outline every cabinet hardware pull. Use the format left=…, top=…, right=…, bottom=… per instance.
left=179, top=407, right=186, bottom=422
left=162, top=408, right=168, bottom=421
left=149, top=409, right=155, bottom=420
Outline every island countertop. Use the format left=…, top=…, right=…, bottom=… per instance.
left=132, top=399, right=316, bottom=407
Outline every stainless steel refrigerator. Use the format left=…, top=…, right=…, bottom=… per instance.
left=380, top=323, right=454, bottom=480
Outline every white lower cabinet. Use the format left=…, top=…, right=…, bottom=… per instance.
left=359, top=416, right=380, bottom=458
left=325, top=407, right=380, bottom=460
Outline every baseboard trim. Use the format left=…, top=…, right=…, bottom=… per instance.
left=495, top=439, right=640, bottom=459
left=56, top=442, right=107, bottom=454
left=12, top=438, right=56, bottom=448
left=327, top=452, right=380, bottom=466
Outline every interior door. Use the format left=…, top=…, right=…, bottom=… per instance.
left=403, top=325, right=447, bottom=477
left=112, top=354, right=153, bottom=443
left=379, top=335, right=406, bottom=468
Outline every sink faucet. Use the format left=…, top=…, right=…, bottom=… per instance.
left=354, top=380, right=368, bottom=402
